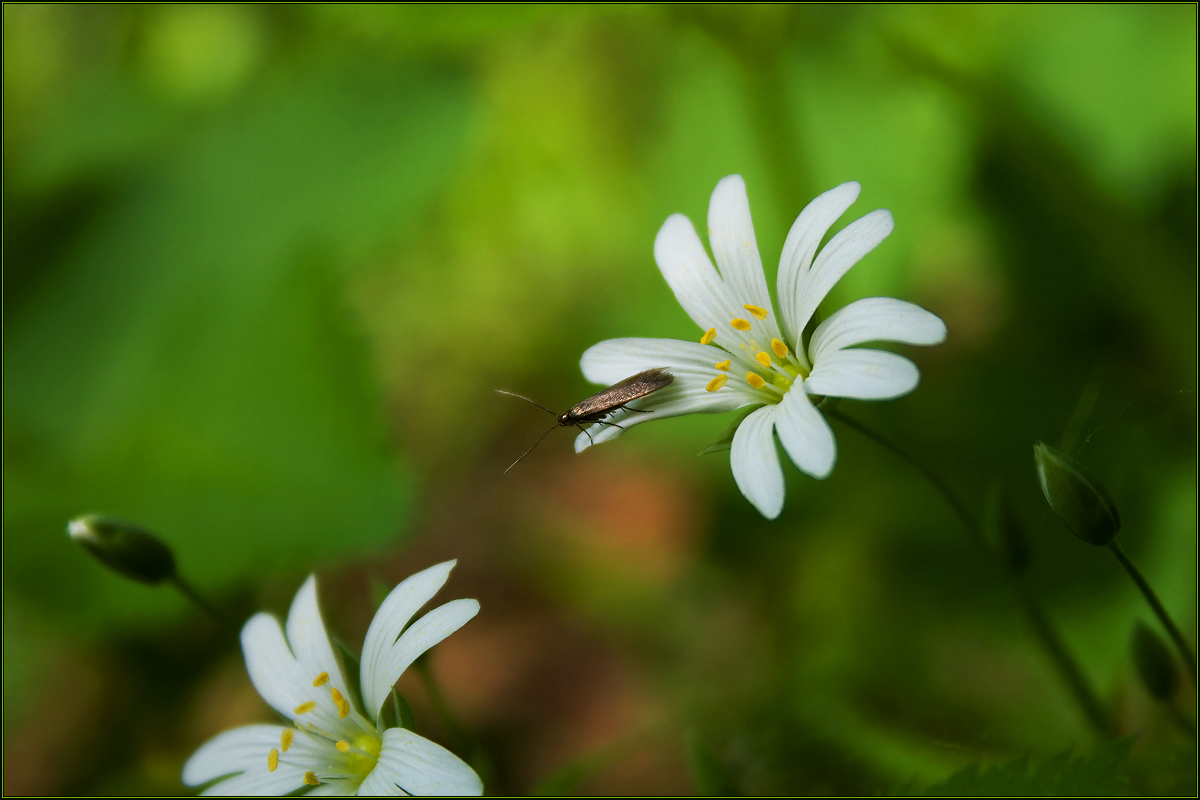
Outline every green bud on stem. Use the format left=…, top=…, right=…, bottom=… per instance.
left=1033, top=442, right=1121, bottom=546
left=1131, top=621, right=1179, bottom=701
left=67, top=515, right=176, bottom=584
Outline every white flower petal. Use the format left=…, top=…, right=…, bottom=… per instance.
left=308, top=782, right=359, bottom=796
left=730, top=404, right=785, bottom=519
left=183, top=725, right=292, bottom=786
left=708, top=175, right=772, bottom=316
left=368, top=728, right=483, bottom=796
left=199, top=770, right=309, bottom=796
left=360, top=562, right=456, bottom=721
left=805, top=349, right=920, bottom=400
left=778, top=182, right=861, bottom=346
left=286, top=576, right=354, bottom=713
left=370, top=599, right=479, bottom=715
left=791, top=208, right=894, bottom=340
left=581, top=337, right=747, bottom=387
left=774, top=388, right=837, bottom=479
left=653, top=214, right=751, bottom=353
left=572, top=380, right=757, bottom=453
left=808, top=297, right=946, bottom=364
left=241, top=613, right=341, bottom=731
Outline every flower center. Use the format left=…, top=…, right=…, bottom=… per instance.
left=701, top=307, right=810, bottom=402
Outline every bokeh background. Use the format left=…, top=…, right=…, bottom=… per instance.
left=4, top=4, right=1196, bottom=795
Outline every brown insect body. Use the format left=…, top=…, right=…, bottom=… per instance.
left=497, top=368, right=674, bottom=473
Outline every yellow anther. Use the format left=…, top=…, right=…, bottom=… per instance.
left=280, top=729, right=294, bottom=752
left=744, top=304, right=769, bottom=320
left=705, top=374, right=729, bottom=392
left=746, top=372, right=766, bottom=390
left=771, top=338, right=788, bottom=358
left=304, top=771, right=320, bottom=786
left=700, top=327, right=717, bottom=345
left=331, top=687, right=350, bottom=720
left=293, top=701, right=316, bottom=715
left=336, top=740, right=351, bottom=753
left=714, top=359, right=731, bottom=371
left=730, top=318, right=752, bottom=331
left=267, top=748, right=279, bottom=772
left=312, top=672, right=329, bottom=687
left=755, top=351, right=771, bottom=368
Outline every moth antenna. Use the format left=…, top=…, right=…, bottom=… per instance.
left=504, top=422, right=560, bottom=475
left=495, top=389, right=557, bottom=416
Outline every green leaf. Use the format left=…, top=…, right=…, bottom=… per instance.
left=913, top=740, right=1133, bottom=797
left=699, top=407, right=757, bottom=455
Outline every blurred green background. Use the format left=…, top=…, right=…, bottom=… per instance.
left=3, top=4, right=1195, bottom=795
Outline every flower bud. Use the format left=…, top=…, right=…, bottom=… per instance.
left=67, top=515, right=176, bottom=584
left=1131, top=621, right=1179, bottom=701
left=1033, top=442, right=1121, bottom=546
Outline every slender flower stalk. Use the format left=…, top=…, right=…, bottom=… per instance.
left=829, top=410, right=1112, bottom=737
left=577, top=176, right=945, bottom=518
left=1109, top=542, right=1197, bottom=682
left=183, top=561, right=483, bottom=796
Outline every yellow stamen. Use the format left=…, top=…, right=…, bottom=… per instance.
left=700, top=327, right=717, bottom=345
left=746, top=372, right=766, bottom=390
left=312, top=672, right=329, bottom=687
left=714, top=359, right=731, bottom=371
left=304, top=772, right=320, bottom=786
left=771, top=338, right=788, bottom=358
left=744, top=304, right=769, bottom=320
left=336, top=740, right=350, bottom=753
left=293, top=701, right=316, bottom=715
left=730, top=318, right=752, bottom=331
left=267, top=748, right=279, bottom=773
left=705, top=374, right=728, bottom=392
left=331, top=687, right=350, bottom=720
left=755, top=351, right=771, bottom=368
left=280, top=729, right=293, bottom=752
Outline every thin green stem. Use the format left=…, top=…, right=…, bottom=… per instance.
left=1107, top=541, right=1197, bottom=682
left=169, top=574, right=229, bottom=628
left=829, top=408, right=1112, bottom=737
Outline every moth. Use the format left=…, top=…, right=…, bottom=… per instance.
left=496, top=367, right=674, bottom=473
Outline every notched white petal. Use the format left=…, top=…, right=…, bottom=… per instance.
left=285, top=576, right=352, bottom=712
left=372, top=727, right=484, bottom=796
left=374, top=599, right=480, bottom=707
left=183, top=725, right=289, bottom=786
left=361, top=561, right=457, bottom=720
left=791, top=208, right=894, bottom=339
left=654, top=214, right=736, bottom=333
left=778, top=181, right=861, bottom=343
left=708, top=175, right=771, bottom=312
left=805, top=349, right=920, bottom=400
left=774, top=388, right=836, bottom=479
left=240, top=613, right=313, bottom=723
left=730, top=404, right=785, bottom=519
left=809, top=297, right=946, bottom=364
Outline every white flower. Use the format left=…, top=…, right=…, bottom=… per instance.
left=576, top=176, right=946, bottom=519
left=183, top=561, right=483, bottom=796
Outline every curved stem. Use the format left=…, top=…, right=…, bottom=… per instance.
left=1107, top=541, right=1197, bottom=682
left=828, top=408, right=1112, bottom=737
left=826, top=409, right=979, bottom=540
left=169, top=574, right=229, bottom=628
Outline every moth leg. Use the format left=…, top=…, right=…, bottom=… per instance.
left=619, top=404, right=654, bottom=414
left=575, top=423, right=595, bottom=446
